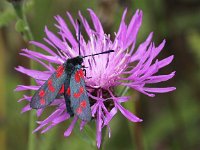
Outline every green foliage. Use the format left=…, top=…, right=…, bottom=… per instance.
left=15, top=19, right=27, bottom=32
left=0, top=4, right=16, bottom=27
left=188, top=31, right=200, bottom=61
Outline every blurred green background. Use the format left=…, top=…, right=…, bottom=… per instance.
left=1, top=0, right=200, bottom=149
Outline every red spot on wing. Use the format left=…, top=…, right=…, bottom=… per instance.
left=79, top=86, right=84, bottom=94
left=75, top=69, right=85, bottom=83
left=66, top=87, right=70, bottom=96
left=49, top=85, right=55, bottom=92
left=75, top=71, right=81, bottom=83
left=80, top=100, right=87, bottom=108
left=73, top=86, right=85, bottom=99
left=59, top=84, right=64, bottom=94
left=76, top=107, right=82, bottom=114
left=48, top=79, right=52, bottom=85
left=73, top=93, right=81, bottom=99
left=47, top=78, right=55, bottom=92
left=56, top=65, right=64, bottom=78
left=40, top=98, right=46, bottom=105
left=39, top=90, right=45, bottom=97
left=78, top=70, right=84, bottom=78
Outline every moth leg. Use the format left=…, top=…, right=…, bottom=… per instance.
left=81, top=65, right=88, bottom=68
left=83, top=69, right=86, bottom=76
left=83, top=69, right=92, bottom=79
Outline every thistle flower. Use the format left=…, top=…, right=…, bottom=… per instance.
left=15, top=9, right=176, bottom=148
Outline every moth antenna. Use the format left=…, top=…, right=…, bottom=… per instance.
left=77, top=19, right=81, bottom=56
left=83, top=50, right=114, bottom=58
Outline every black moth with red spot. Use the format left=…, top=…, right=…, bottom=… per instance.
left=30, top=20, right=114, bottom=121
left=31, top=51, right=114, bottom=121
left=31, top=56, right=91, bottom=121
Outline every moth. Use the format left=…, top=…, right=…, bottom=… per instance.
left=30, top=20, right=114, bottom=121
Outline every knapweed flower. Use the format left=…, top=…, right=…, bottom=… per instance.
left=15, top=9, right=176, bottom=148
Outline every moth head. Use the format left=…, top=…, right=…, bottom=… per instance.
left=67, top=56, right=83, bottom=66
left=75, top=56, right=84, bottom=65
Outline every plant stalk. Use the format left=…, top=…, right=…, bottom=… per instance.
left=12, top=1, right=36, bottom=150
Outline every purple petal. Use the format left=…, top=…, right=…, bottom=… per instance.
left=41, top=124, right=55, bottom=133
left=39, top=109, right=63, bottom=125
left=129, top=43, right=153, bottom=75
left=22, top=49, right=63, bottom=64
left=127, top=85, right=155, bottom=97
left=45, top=26, right=66, bottom=50
left=54, top=15, right=78, bottom=48
left=152, top=39, right=166, bottom=59
left=88, top=9, right=104, bottom=37
left=36, top=109, right=43, bottom=117
left=104, top=107, right=117, bottom=126
left=43, top=37, right=65, bottom=57
left=20, top=53, right=53, bottom=71
left=116, top=8, right=127, bottom=39
left=143, top=87, right=176, bottom=93
left=66, top=12, right=76, bottom=30
left=137, top=44, right=155, bottom=76
left=52, top=113, right=70, bottom=124
left=157, top=55, right=174, bottom=69
left=131, top=32, right=153, bottom=61
left=78, top=11, right=93, bottom=38
left=96, top=106, right=103, bottom=149
left=116, top=96, right=130, bottom=103
left=115, top=102, right=142, bottom=122
left=15, top=66, right=51, bottom=80
left=30, top=41, right=57, bottom=56
left=33, top=123, right=48, bottom=133
left=80, top=121, right=87, bottom=131
left=21, top=104, right=31, bottom=113
left=134, top=58, right=159, bottom=82
left=125, top=10, right=142, bottom=49
left=64, top=116, right=78, bottom=137
left=91, top=102, right=99, bottom=117
left=101, top=103, right=111, bottom=125
left=15, top=85, right=39, bottom=91
left=35, top=80, right=45, bottom=86
left=145, top=71, right=176, bottom=83
left=18, top=95, right=31, bottom=102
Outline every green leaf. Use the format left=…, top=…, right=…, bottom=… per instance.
left=187, top=31, right=200, bottom=61
left=15, top=19, right=28, bottom=32
left=0, top=7, right=16, bottom=27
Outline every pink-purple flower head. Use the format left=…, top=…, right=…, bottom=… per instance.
left=15, top=9, right=176, bottom=148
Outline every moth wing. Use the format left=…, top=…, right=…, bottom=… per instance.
left=30, top=65, right=67, bottom=109
left=70, top=68, right=91, bottom=121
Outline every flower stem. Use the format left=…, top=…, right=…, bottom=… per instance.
left=133, top=94, right=144, bottom=150
left=12, top=1, right=36, bottom=150
left=21, top=3, right=34, bottom=42
left=120, top=86, right=144, bottom=149
left=120, top=86, right=130, bottom=96
left=21, top=6, right=36, bottom=150
left=28, top=110, right=37, bottom=150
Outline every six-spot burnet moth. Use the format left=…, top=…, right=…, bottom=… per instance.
left=30, top=20, right=114, bottom=121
